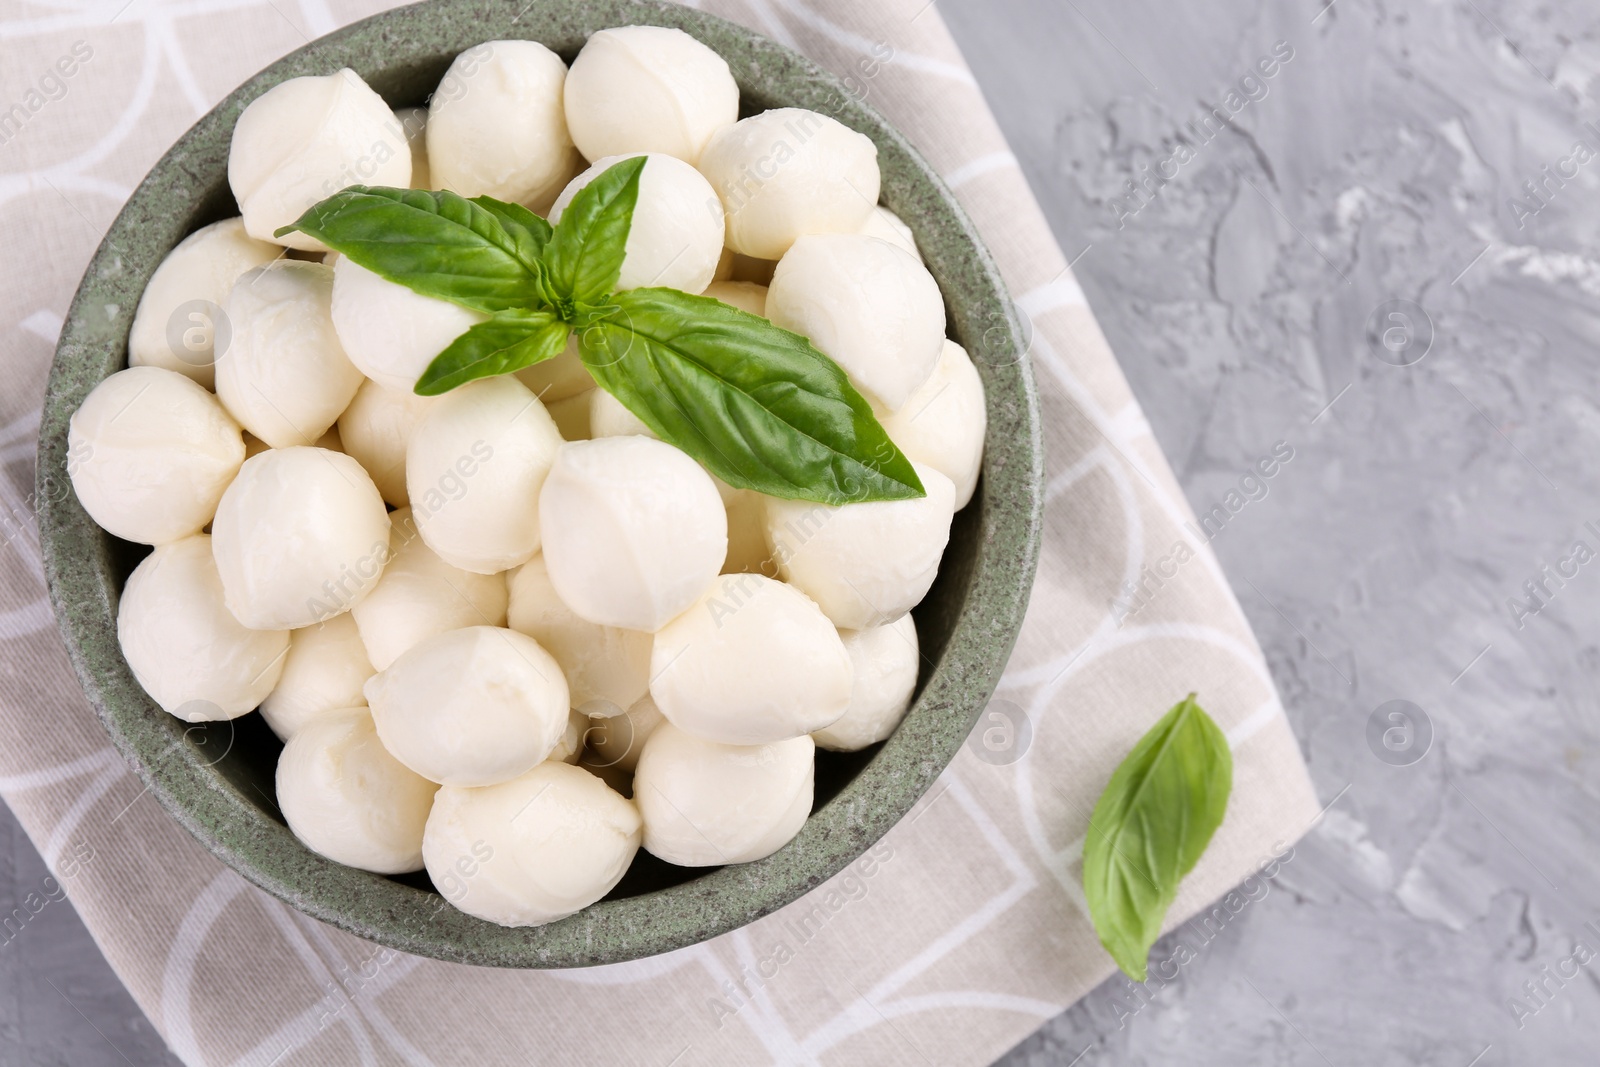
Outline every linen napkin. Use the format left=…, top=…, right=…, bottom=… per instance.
left=0, top=0, right=1321, bottom=1063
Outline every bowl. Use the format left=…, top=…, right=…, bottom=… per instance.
left=37, top=0, right=1042, bottom=968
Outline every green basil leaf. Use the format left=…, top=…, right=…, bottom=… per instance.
left=1082, top=694, right=1233, bottom=982
left=544, top=156, right=645, bottom=306
left=468, top=194, right=553, bottom=266
left=414, top=310, right=569, bottom=396
left=577, top=287, right=925, bottom=504
left=276, top=186, right=546, bottom=313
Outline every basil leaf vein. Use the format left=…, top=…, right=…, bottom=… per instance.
left=577, top=287, right=925, bottom=505
left=415, top=310, right=569, bottom=396
left=275, top=186, right=546, bottom=314
left=1082, top=694, right=1233, bottom=982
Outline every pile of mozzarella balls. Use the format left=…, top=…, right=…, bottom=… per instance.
left=70, top=28, right=986, bottom=928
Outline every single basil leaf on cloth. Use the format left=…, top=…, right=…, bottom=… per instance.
left=544, top=156, right=645, bottom=308
left=276, top=186, right=547, bottom=314
left=1082, top=694, right=1233, bottom=982
left=415, top=310, right=569, bottom=396
left=468, top=194, right=553, bottom=267
left=577, top=287, right=925, bottom=504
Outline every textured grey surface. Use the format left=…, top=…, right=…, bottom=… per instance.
left=948, top=0, right=1600, bottom=1063
left=10, top=0, right=1600, bottom=1061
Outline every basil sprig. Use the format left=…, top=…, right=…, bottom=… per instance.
left=1082, top=694, right=1233, bottom=982
left=277, top=158, right=923, bottom=505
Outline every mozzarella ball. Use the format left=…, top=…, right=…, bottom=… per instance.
left=858, top=205, right=920, bottom=261
left=229, top=69, right=410, bottom=251
left=118, top=535, right=288, bottom=720
left=811, top=615, right=919, bottom=751
left=365, top=625, right=568, bottom=787
left=337, top=380, right=437, bottom=507
left=699, top=109, right=880, bottom=260
left=426, top=41, right=580, bottom=210
left=539, top=437, right=727, bottom=632
left=330, top=256, right=485, bottom=392
left=650, top=574, right=851, bottom=745
left=634, top=723, right=813, bottom=866
left=507, top=553, right=651, bottom=711
left=765, top=463, right=955, bottom=629
left=702, top=280, right=767, bottom=317
left=423, top=761, right=640, bottom=927
left=588, top=388, right=654, bottom=440
left=259, top=613, right=375, bottom=741
left=216, top=260, right=363, bottom=447
left=513, top=336, right=593, bottom=402
left=586, top=694, right=665, bottom=773
left=394, top=106, right=431, bottom=189
left=211, top=447, right=392, bottom=630
left=550, top=153, right=723, bottom=293
left=564, top=410, right=767, bottom=572
left=407, top=375, right=563, bottom=574
left=277, top=708, right=437, bottom=874
left=128, top=218, right=282, bottom=388
left=879, top=339, right=986, bottom=509
left=721, top=488, right=772, bottom=575
left=563, top=26, right=738, bottom=164
left=68, top=367, right=244, bottom=545
left=550, top=708, right=588, bottom=765
left=766, top=234, right=945, bottom=410
left=349, top=508, right=508, bottom=671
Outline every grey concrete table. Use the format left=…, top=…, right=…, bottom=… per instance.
left=10, top=0, right=1600, bottom=1063
left=959, top=0, right=1600, bottom=1062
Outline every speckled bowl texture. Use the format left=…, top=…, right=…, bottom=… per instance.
left=37, top=0, right=1042, bottom=968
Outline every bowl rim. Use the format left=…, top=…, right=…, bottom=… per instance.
left=37, top=0, right=1043, bottom=968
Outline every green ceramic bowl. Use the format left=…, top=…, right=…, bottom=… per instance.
left=37, top=0, right=1042, bottom=967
